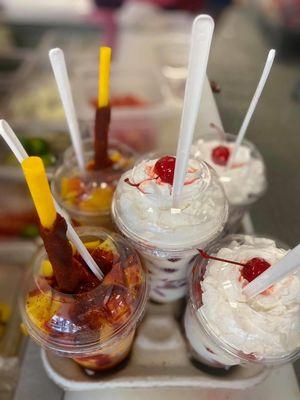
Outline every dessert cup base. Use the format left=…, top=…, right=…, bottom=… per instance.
left=189, top=356, right=236, bottom=375
left=41, top=301, right=269, bottom=391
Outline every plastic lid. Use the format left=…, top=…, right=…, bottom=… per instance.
left=112, top=153, right=228, bottom=251
left=52, top=139, right=136, bottom=218
left=191, top=132, right=267, bottom=206
left=20, top=227, right=148, bottom=356
left=190, top=234, right=300, bottom=365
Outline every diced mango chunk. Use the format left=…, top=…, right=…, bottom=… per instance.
left=69, top=241, right=76, bottom=254
left=99, top=323, right=114, bottom=340
left=20, top=323, right=29, bottom=336
left=109, top=150, right=122, bottom=163
left=0, top=325, right=5, bottom=339
left=61, top=177, right=83, bottom=200
left=104, top=287, right=131, bottom=324
left=84, top=240, right=101, bottom=250
left=0, top=302, right=11, bottom=323
left=78, top=187, right=113, bottom=212
left=124, top=264, right=142, bottom=288
left=40, top=260, right=53, bottom=278
left=99, top=238, right=117, bottom=255
left=26, top=292, right=60, bottom=333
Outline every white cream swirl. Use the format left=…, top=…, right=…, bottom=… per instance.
left=192, top=139, right=266, bottom=205
left=112, top=157, right=228, bottom=250
left=200, top=236, right=300, bottom=357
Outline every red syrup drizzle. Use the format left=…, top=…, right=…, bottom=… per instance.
left=124, top=177, right=156, bottom=194
left=125, top=155, right=200, bottom=195
left=124, top=156, right=176, bottom=192
left=198, top=250, right=271, bottom=283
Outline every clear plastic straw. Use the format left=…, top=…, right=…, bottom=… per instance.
left=243, top=243, right=300, bottom=298
left=172, top=15, right=214, bottom=208
left=49, top=48, right=85, bottom=171
left=0, top=120, right=103, bottom=280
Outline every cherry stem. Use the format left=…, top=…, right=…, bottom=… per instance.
left=209, top=122, right=226, bottom=141
left=198, top=249, right=247, bottom=267
left=124, top=178, right=140, bottom=188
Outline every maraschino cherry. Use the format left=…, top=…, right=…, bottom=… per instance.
left=198, top=250, right=271, bottom=283
left=211, top=146, right=230, bottom=166
left=241, top=258, right=271, bottom=282
left=125, top=155, right=176, bottom=189
left=154, top=156, right=176, bottom=185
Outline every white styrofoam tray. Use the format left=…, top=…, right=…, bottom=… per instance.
left=42, top=298, right=269, bottom=391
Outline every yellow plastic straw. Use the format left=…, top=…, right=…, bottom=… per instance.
left=21, top=156, right=57, bottom=229
left=98, top=46, right=111, bottom=108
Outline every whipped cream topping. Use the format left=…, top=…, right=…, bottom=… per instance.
left=113, top=157, right=228, bottom=250
left=199, top=236, right=300, bottom=358
left=192, top=139, right=266, bottom=205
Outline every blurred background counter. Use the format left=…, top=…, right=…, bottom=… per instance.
left=0, top=0, right=299, bottom=399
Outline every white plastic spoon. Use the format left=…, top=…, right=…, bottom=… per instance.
left=49, top=48, right=85, bottom=171
left=172, top=15, right=214, bottom=208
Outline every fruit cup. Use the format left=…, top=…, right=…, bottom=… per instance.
left=51, top=138, right=135, bottom=229
left=20, top=226, right=149, bottom=372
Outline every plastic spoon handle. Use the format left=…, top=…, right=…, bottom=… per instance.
left=0, top=120, right=28, bottom=163
left=243, top=243, right=300, bottom=298
left=54, top=202, right=104, bottom=280
left=172, top=15, right=214, bottom=208
left=227, top=49, right=276, bottom=168
left=49, top=48, right=85, bottom=171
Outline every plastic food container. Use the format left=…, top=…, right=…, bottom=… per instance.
left=20, top=227, right=149, bottom=372
left=52, top=138, right=136, bottom=229
left=112, top=152, right=228, bottom=303
left=191, top=132, right=267, bottom=232
left=42, top=300, right=268, bottom=391
left=3, top=51, right=66, bottom=130
left=73, top=64, right=173, bottom=153
left=155, top=33, right=190, bottom=101
left=185, top=234, right=300, bottom=368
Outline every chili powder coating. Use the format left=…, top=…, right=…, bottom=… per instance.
left=94, top=106, right=112, bottom=170
left=39, top=213, right=88, bottom=293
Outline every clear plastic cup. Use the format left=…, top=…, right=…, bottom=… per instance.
left=51, top=138, right=136, bottom=229
left=19, top=226, right=149, bottom=372
left=73, top=65, right=170, bottom=123
left=191, top=132, right=267, bottom=232
left=72, top=64, right=174, bottom=154
left=112, top=153, right=228, bottom=303
left=155, top=34, right=189, bottom=101
left=80, top=118, right=158, bottom=154
left=184, top=234, right=300, bottom=368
